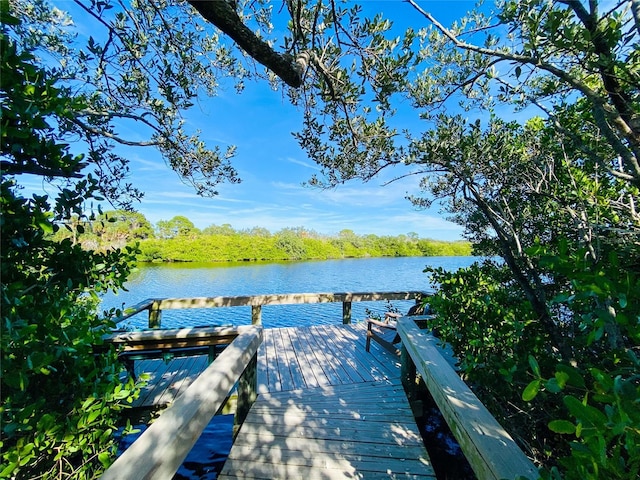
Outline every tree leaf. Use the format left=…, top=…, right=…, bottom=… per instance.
left=548, top=420, right=576, bottom=434
left=522, top=379, right=541, bottom=401
left=528, top=355, right=541, bottom=376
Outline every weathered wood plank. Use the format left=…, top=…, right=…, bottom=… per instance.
left=263, top=326, right=281, bottom=393
left=220, top=378, right=435, bottom=480
left=101, top=326, right=263, bottom=480
left=229, top=432, right=430, bottom=459
left=311, top=325, right=373, bottom=383
left=320, top=324, right=388, bottom=382
left=277, top=328, right=307, bottom=390
left=339, top=324, right=400, bottom=380
left=296, top=326, right=345, bottom=385
left=271, top=328, right=296, bottom=391
left=102, top=325, right=240, bottom=351
left=307, top=327, right=361, bottom=383
left=156, top=291, right=426, bottom=310
left=286, top=327, right=322, bottom=388
left=256, top=341, right=268, bottom=393
left=153, top=355, right=199, bottom=407
left=397, top=318, right=538, bottom=480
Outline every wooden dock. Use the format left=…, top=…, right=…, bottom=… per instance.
left=220, top=380, right=434, bottom=479
left=132, top=323, right=404, bottom=407
left=130, top=322, right=436, bottom=478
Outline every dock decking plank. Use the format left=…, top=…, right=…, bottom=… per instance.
left=311, top=326, right=368, bottom=384
left=312, top=325, right=374, bottom=384
left=271, top=327, right=296, bottom=392
left=220, top=377, right=435, bottom=479
left=276, top=327, right=308, bottom=391
left=296, top=325, right=349, bottom=385
left=285, top=326, right=324, bottom=388
left=262, top=324, right=282, bottom=393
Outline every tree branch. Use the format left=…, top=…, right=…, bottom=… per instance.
left=632, top=0, right=640, bottom=37
left=187, top=0, right=303, bottom=88
left=1, top=161, right=84, bottom=178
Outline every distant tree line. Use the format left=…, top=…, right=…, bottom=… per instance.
left=53, top=211, right=471, bottom=262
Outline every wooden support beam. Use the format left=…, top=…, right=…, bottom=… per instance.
left=148, top=300, right=162, bottom=328
left=100, top=326, right=263, bottom=480
left=397, top=318, right=538, bottom=480
left=251, top=305, right=262, bottom=325
left=342, top=301, right=352, bottom=324
left=234, top=353, right=257, bottom=438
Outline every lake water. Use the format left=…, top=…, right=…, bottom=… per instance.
left=101, top=256, right=479, bottom=329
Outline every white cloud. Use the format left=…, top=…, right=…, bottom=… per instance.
left=284, top=157, right=321, bottom=171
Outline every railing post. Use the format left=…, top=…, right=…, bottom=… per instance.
left=342, top=301, right=352, bottom=324
left=400, top=344, right=418, bottom=400
left=251, top=305, right=262, bottom=325
left=234, top=353, right=257, bottom=438
left=148, top=300, right=162, bottom=328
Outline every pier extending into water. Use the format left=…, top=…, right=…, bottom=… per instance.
left=99, top=292, right=538, bottom=480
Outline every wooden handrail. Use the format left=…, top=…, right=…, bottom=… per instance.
left=113, top=291, right=430, bottom=327
left=100, top=325, right=243, bottom=351
left=100, top=325, right=263, bottom=480
left=397, top=317, right=539, bottom=480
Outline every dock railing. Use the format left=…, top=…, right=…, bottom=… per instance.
left=397, top=317, right=539, bottom=480
left=114, top=291, right=428, bottom=328
left=100, top=325, right=262, bottom=480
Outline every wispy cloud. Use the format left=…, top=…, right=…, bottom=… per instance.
left=284, top=157, right=321, bottom=171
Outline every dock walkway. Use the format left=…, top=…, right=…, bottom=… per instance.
left=225, top=322, right=435, bottom=479
left=132, top=322, right=436, bottom=478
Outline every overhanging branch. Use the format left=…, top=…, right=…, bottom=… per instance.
left=187, top=0, right=303, bottom=88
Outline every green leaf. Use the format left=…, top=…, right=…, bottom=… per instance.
left=548, top=420, right=576, bottom=434
left=554, top=371, right=570, bottom=389
left=98, top=451, right=111, bottom=468
left=528, top=355, right=541, bottom=376
left=563, top=396, right=607, bottom=429
left=545, top=378, right=563, bottom=393
left=522, top=379, right=541, bottom=401
left=556, top=364, right=585, bottom=388
left=619, top=293, right=627, bottom=308
left=0, top=462, right=18, bottom=478
left=38, top=221, right=54, bottom=234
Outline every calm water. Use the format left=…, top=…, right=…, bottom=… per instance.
left=101, top=256, right=478, bottom=329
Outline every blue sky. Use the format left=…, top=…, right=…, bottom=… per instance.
left=27, top=1, right=487, bottom=241
left=121, top=77, right=467, bottom=240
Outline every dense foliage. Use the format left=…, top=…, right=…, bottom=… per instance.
left=55, top=213, right=471, bottom=262
left=1, top=6, right=140, bottom=479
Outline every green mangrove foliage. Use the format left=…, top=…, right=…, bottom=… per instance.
left=138, top=226, right=471, bottom=262
left=1, top=10, right=140, bottom=479
left=59, top=214, right=471, bottom=262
